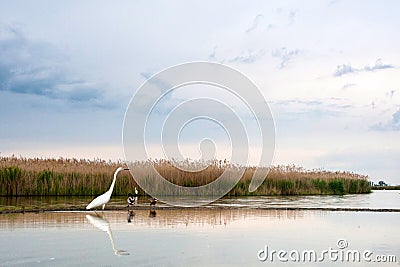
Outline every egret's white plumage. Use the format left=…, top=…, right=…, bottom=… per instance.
left=86, top=167, right=129, bottom=210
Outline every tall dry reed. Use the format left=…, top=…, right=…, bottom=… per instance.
left=0, top=156, right=371, bottom=196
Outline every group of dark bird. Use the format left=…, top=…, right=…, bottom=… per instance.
left=126, top=187, right=158, bottom=208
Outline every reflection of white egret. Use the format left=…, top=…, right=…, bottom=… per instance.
left=149, top=210, right=157, bottom=217
left=86, top=214, right=129, bottom=256
left=86, top=167, right=129, bottom=210
left=127, top=211, right=135, bottom=223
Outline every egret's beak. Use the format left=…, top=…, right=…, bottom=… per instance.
left=124, top=168, right=130, bottom=171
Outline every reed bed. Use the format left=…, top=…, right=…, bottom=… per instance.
left=0, top=156, right=371, bottom=196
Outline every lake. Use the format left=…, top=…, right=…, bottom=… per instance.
left=0, top=190, right=399, bottom=266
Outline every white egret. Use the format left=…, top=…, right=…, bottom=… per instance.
left=86, top=167, right=129, bottom=210
left=134, top=187, right=139, bottom=196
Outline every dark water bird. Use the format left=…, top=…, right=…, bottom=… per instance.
left=127, top=187, right=139, bottom=208
left=149, top=197, right=158, bottom=206
left=127, top=194, right=137, bottom=206
left=86, top=167, right=130, bottom=210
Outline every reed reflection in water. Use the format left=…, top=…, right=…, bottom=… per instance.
left=0, top=209, right=399, bottom=266
left=0, top=209, right=307, bottom=230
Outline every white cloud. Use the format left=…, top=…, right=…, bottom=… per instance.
left=246, top=14, right=264, bottom=33
left=371, top=108, right=400, bottom=131
left=334, top=59, right=395, bottom=77
left=271, top=47, right=301, bottom=69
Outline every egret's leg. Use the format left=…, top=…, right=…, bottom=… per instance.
left=102, top=204, right=105, bottom=210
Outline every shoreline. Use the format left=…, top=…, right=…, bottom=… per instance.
left=371, top=186, right=400, bottom=190
left=1, top=205, right=400, bottom=214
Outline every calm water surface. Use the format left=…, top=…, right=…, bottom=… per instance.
left=1, top=190, right=399, bottom=210
left=0, top=191, right=399, bottom=266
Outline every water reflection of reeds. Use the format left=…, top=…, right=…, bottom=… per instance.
left=0, top=209, right=309, bottom=230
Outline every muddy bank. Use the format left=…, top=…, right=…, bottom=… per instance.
left=1, top=205, right=399, bottom=214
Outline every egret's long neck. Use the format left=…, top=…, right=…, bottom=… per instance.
left=108, top=169, right=120, bottom=194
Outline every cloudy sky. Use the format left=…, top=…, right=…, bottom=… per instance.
left=0, top=0, right=399, bottom=184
